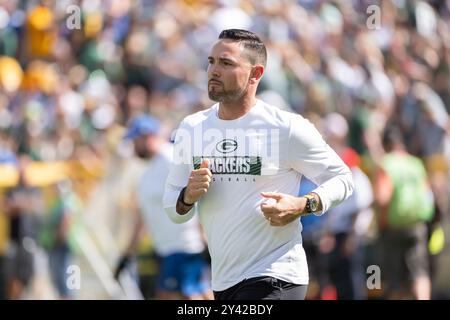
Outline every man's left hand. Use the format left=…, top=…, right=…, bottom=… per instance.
left=260, top=192, right=307, bottom=226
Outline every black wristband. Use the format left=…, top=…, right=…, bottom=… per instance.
left=178, top=187, right=194, bottom=207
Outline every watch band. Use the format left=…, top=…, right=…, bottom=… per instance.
left=178, top=187, right=195, bottom=207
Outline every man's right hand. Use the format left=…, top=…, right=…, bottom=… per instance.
left=184, top=159, right=212, bottom=204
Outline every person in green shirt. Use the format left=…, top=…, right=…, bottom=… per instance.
left=375, top=125, right=434, bottom=300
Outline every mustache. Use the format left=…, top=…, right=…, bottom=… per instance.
left=208, top=79, right=223, bottom=85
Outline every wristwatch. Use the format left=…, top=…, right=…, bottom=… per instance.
left=304, top=194, right=319, bottom=213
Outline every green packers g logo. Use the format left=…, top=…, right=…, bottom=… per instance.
left=216, top=139, right=238, bottom=154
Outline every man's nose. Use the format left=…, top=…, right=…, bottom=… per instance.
left=208, top=64, right=220, bottom=78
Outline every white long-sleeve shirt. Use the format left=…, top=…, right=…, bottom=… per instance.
left=163, top=99, right=354, bottom=291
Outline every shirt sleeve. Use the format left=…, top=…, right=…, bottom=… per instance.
left=288, top=115, right=354, bottom=215
left=163, top=120, right=197, bottom=224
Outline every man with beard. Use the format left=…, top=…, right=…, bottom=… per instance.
left=164, top=29, right=354, bottom=300
left=115, top=115, right=212, bottom=300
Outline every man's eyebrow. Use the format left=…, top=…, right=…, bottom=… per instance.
left=218, top=57, right=236, bottom=63
left=207, top=56, right=237, bottom=63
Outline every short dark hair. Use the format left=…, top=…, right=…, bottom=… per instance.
left=218, top=29, right=267, bottom=68
left=382, top=124, right=404, bottom=151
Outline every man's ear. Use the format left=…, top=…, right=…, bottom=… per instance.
left=250, top=65, right=264, bottom=84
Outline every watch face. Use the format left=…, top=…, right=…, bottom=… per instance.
left=309, top=199, right=318, bottom=212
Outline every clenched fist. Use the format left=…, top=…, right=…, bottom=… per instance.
left=260, top=192, right=308, bottom=226
left=183, top=159, right=212, bottom=204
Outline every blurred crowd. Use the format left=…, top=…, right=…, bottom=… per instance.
left=0, top=0, right=450, bottom=299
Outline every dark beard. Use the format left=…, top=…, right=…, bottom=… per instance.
left=208, top=84, right=249, bottom=102
left=135, top=148, right=150, bottom=159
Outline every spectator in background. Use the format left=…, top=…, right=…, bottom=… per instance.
left=114, top=115, right=212, bottom=300
left=0, top=192, right=8, bottom=300
left=322, top=113, right=374, bottom=300
left=0, top=134, right=19, bottom=299
left=375, top=126, right=434, bottom=300
left=39, top=180, right=75, bottom=299
left=3, top=157, right=41, bottom=299
left=298, top=176, right=330, bottom=300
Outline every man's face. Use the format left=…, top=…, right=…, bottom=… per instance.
left=207, top=40, right=253, bottom=103
left=133, top=135, right=150, bottom=159
left=133, top=134, right=159, bottom=159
